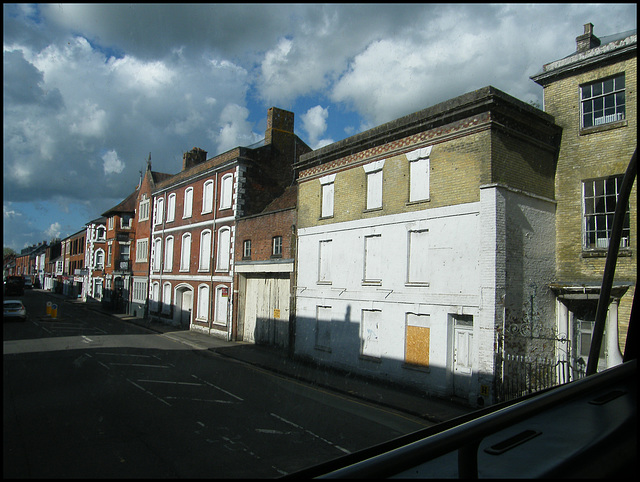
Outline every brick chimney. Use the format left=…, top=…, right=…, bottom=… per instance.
left=182, top=147, right=208, bottom=171
left=265, top=107, right=294, bottom=145
left=576, top=23, right=601, bottom=52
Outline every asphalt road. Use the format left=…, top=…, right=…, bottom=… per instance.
left=4, top=290, right=428, bottom=478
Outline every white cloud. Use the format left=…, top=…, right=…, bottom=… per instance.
left=301, top=106, right=333, bottom=149
left=102, top=150, right=125, bottom=175
left=4, top=204, right=22, bottom=218
left=44, top=222, right=62, bottom=239
left=215, top=104, right=263, bottom=153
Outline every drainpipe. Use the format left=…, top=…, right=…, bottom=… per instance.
left=211, top=171, right=218, bottom=337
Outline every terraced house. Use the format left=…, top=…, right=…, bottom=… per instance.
left=294, top=86, right=562, bottom=406
left=531, top=23, right=637, bottom=380
left=148, top=108, right=310, bottom=339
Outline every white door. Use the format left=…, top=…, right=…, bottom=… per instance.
left=243, top=276, right=290, bottom=346
left=453, top=316, right=473, bottom=398
left=181, top=290, right=192, bottom=327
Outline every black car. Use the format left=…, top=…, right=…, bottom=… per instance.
left=4, top=276, right=24, bottom=296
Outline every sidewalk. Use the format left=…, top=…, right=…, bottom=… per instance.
left=57, top=292, right=474, bottom=424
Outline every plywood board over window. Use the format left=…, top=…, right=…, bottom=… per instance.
left=405, top=313, right=430, bottom=368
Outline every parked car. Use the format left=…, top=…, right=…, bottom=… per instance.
left=4, top=276, right=24, bottom=296
left=3, top=299, right=27, bottom=321
left=23, top=277, right=33, bottom=289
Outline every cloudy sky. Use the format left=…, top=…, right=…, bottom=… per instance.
left=3, top=3, right=637, bottom=252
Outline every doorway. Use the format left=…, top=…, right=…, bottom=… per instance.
left=451, top=314, right=474, bottom=398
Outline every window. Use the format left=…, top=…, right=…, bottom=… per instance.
left=132, top=279, right=147, bottom=303
left=320, top=174, right=335, bottom=218
left=164, top=236, right=174, bottom=271
left=361, top=310, right=381, bottom=359
left=583, top=175, right=630, bottom=250
left=120, top=214, right=132, bottom=229
left=184, top=187, right=193, bottom=218
left=272, top=236, right=283, bottom=257
left=203, top=180, right=214, bottom=213
left=407, top=229, right=429, bottom=285
left=162, top=283, right=171, bottom=313
left=108, top=217, right=114, bottom=230
left=180, top=233, right=191, bottom=271
left=152, top=237, right=162, bottom=271
left=407, top=146, right=431, bottom=203
left=215, top=285, right=229, bottom=324
left=107, top=245, right=112, bottom=267
left=135, top=239, right=148, bottom=262
left=197, top=285, right=210, bottom=321
left=405, top=313, right=431, bottom=368
left=150, top=282, right=160, bottom=312
left=315, top=305, right=332, bottom=350
left=216, top=228, right=231, bottom=271
left=139, top=195, right=150, bottom=221
left=94, top=250, right=104, bottom=269
left=363, top=160, right=385, bottom=210
left=120, top=244, right=130, bottom=260
left=363, top=234, right=382, bottom=285
left=243, top=240, right=251, bottom=259
left=199, top=230, right=212, bottom=271
left=581, top=74, right=625, bottom=129
left=220, top=174, right=233, bottom=210
left=318, top=239, right=332, bottom=284
left=155, top=197, right=164, bottom=225
left=96, top=226, right=106, bottom=241
left=166, top=193, right=176, bottom=222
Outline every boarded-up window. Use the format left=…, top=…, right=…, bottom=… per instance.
left=318, top=240, right=332, bottom=284
left=405, top=313, right=430, bottom=367
left=363, top=234, right=382, bottom=284
left=407, top=229, right=429, bottom=285
left=362, top=310, right=381, bottom=358
left=316, top=305, right=332, bottom=349
left=320, top=174, right=336, bottom=218
left=407, top=146, right=431, bottom=203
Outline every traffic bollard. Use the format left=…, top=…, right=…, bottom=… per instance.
left=51, top=304, right=58, bottom=319
left=46, top=301, right=52, bottom=316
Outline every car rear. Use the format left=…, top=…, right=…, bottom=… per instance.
left=3, top=300, right=27, bottom=321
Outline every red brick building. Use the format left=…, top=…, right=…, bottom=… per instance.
left=148, top=107, right=310, bottom=339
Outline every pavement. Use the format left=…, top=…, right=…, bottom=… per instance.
left=47, top=291, right=474, bottom=424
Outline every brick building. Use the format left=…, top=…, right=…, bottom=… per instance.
left=65, top=228, right=86, bottom=298
left=531, top=24, right=637, bottom=379
left=234, top=185, right=298, bottom=349
left=294, top=86, right=561, bottom=406
left=101, top=189, right=138, bottom=311
left=148, top=107, right=310, bottom=339
left=129, top=156, right=173, bottom=318
left=84, top=217, right=107, bottom=301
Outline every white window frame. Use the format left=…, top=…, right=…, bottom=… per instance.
left=363, top=234, right=382, bottom=285
left=180, top=233, right=191, bottom=272
left=197, top=284, right=210, bottom=321
left=220, top=174, right=233, bottom=210
left=96, top=226, right=106, bottom=241
left=135, top=238, right=148, bottom=262
left=363, top=160, right=385, bottom=210
left=132, top=279, right=148, bottom=303
left=152, top=237, right=162, bottom=272
left=407, top=146, right=432, bottom=203
left=162, top=282, right=171, bottom=313
left=138, top=195, right=150, bottom=221
left=320, top=174, right=336, bottom=218
left=272, top=236, right=283, bottom=257
left=164, top=236, right=174, bottom=272
left=202, top=180, right=214, bottom=214
left=214, top=285, right=229, bottom=324
left=107, top=217, right=114, bottom=230
left=582, top=175, right=630, bottom=250
left=216, top=227, right=231, bottom=272
left=318, top=239, right=332, bottom=285
left=183, top=187, right=193, bottom=218
left=407, top=229, right=429, bottom=286
left=150, top=282, right=160, bottom=312
left=199, top=230, right=212, bottom=271
left=580, top=74, right=625, bottom=129
left=243, top=239, right=251, bottom=259
left=166, top=193, right=176, bottom=223
left=155, top=197, right=164, bottom=225
left=94, top=249, right=105, bottom=270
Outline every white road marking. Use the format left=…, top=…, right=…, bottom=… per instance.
left=109, top=363, right=170, bottom=368
left=137, top=379, right=202, bottom=386
left=191, top=374, right=244, bottom=401
left=270, top=413, right=351, bottom=454
left=126, top=378, right=172, bottom=406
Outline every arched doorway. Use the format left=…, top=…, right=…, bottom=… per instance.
left=174, top=284, right=193, bottom=328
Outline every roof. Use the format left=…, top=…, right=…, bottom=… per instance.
left=531, top=28, right=637, bottom=83
left=102, top=188, right=139, bottom=216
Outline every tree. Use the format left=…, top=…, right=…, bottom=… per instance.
left=4, top=247, right=17, bottom=257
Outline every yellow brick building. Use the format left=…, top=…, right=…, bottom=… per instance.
left=532, top=24, right=637, bottom=378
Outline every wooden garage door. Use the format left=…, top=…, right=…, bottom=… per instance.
left=243, top=275, right=290, bottom=347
